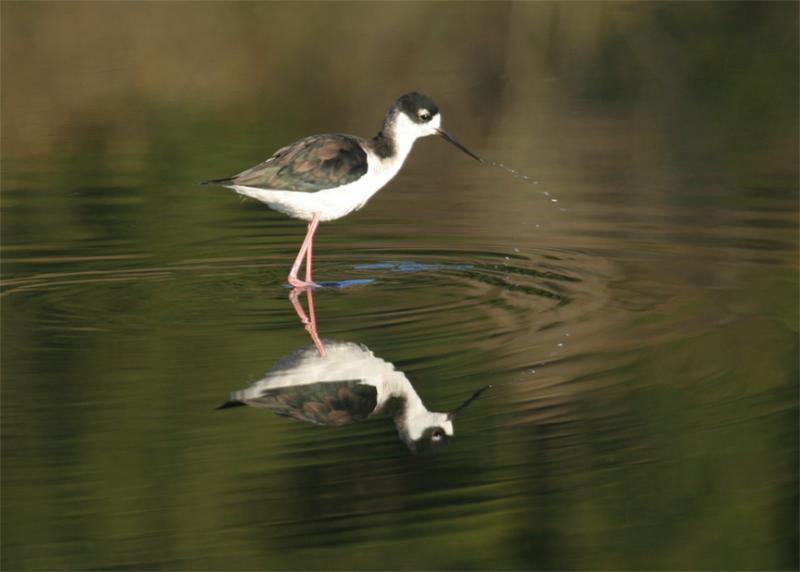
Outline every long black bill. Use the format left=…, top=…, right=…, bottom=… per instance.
left=447, top=384, right=492, bottom=420
left=437, top=128, right=483, bottom=162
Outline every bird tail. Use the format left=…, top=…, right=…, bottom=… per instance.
left=216, top=399, right=246, bottom=410
left=201, top=177, right=235, bottom=186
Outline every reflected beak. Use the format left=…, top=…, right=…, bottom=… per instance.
left=446, top=384, right=492, bottom=420
left=436, top=128, right=483, bottom=162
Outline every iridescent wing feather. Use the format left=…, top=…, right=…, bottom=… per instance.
left=248, top=379, right=378, bottom=426
left=206, top=134, right=368, bottom=192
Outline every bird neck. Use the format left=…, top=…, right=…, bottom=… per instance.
left=381, top=372, right=425, bottom=416
left=370, top=130, right=396, bottom=160
left=371, top=111, right=419, bottom=164
left=381, top=374, right=449, bottom=443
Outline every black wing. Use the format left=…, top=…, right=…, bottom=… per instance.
left=247, top=379, right=378, bottom=426
left=204, top=134, right=368, bottom=192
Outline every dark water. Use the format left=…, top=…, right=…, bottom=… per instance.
left=2, top=3, right=798, bottom=570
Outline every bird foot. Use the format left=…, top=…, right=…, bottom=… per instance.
left=288, top=276, right=320, bottom=289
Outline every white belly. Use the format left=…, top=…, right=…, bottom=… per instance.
left=230, top=150, right=408, bottom=222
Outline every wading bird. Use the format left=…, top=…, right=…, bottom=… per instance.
left=203, top=92, right=481, bottom=287
left=217, top=340, right=491, bottom=454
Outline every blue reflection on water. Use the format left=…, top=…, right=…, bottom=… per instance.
left=317, top=279, right=376, bottom=288
left=354, top=261, right=474, bottom=273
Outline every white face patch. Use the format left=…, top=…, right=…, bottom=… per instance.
left=443, top=419, right=454, bottom=436
left=404, top=410, right=452, bottom=441
left=427, top=113, right=442, bottom=133
left=391, top=111, right=442, bottom=149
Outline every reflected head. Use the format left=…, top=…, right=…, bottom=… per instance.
left=407, top=425, right=452, bottom=455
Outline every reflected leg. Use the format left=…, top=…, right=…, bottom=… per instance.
left=288, top=287, right=327, bottom=357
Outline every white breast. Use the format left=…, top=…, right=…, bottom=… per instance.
left=234, top=342, right=403, bottom=401
left=230, top=149, right=409, bottom=222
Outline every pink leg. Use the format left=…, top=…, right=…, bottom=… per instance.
left=288, top=287, right=327, bottom=357
left=305, top=230, right=313, bottom=283
left=288, top=214, right=320, bottom=288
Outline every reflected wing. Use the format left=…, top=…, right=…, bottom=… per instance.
left=248, top=379, right=378, bottom=426
left=210, top=134, right=368, bottom=192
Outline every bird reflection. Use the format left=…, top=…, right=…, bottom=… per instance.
left=218, top=287, right=490, bottom=454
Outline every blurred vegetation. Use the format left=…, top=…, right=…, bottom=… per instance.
left=2, top=2, right=797, bottom=167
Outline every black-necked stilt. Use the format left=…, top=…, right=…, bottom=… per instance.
left=203, top=92, right=481, bottom=288
left=217, top=340, right=491, bottom=454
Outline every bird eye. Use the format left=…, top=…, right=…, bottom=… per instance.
left=432, top=429, right=444, bottom=441
left=418, top=109, right=432, bottom=122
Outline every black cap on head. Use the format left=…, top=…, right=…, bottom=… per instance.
left=395, top=92, right=439, bottom=123
left=408, top=425, right=451, bottom=455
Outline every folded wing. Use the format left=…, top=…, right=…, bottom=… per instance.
left=248, top=379, right=378, bottom=426
left=205, top=134, right=369, bottom=192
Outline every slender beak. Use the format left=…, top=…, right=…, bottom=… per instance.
left=436, top=128, right=483, bottom=163
left=446, top=384, right=492, bottom=420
